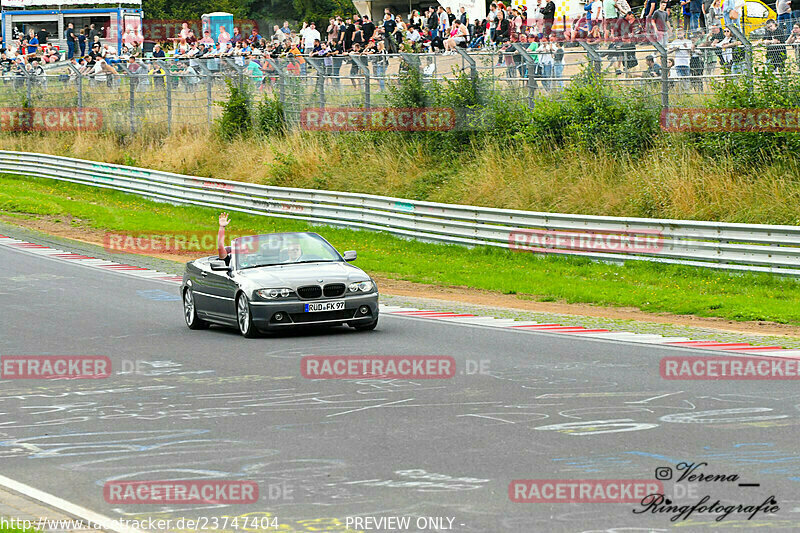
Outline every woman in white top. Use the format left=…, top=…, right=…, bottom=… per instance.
left=716, top=27, right=741, bottom=73
left=538, top=39, right=555, bottom=89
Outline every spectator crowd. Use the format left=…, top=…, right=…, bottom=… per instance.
left=2, top=1, right=800, bottom=87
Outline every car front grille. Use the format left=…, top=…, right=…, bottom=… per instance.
left=297, top=285, right=322, bottom=299
left=290, top=309, right=355, bottom=323
left=323, top=283, right=346, bottom=297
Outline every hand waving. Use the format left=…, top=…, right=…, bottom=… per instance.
left=219, top=212, right=231, bottom=227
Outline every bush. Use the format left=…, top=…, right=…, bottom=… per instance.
left=257, top=94, right=286, bottom=136
left=216, top=79, right=251, bottom=140
left=695, top=68, right=800, bottom=165
left=522, top=68, right=661, bottom=157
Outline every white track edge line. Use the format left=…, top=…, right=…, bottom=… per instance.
left=0, top=474, right=147, bottom=533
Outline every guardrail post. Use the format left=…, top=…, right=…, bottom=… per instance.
left=513, top=43, right=536, bottom=109
left=350, top=54, right=371, bottom=109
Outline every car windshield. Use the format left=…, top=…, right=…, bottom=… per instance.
left=232, top=233, right=341, bottom=270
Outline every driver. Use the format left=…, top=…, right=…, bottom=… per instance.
left=285, top=240, right=303, bottom=262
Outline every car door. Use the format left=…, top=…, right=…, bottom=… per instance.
left=188, top=257, right=214, bottom=317
left=202, top=267, right=238, bottom=323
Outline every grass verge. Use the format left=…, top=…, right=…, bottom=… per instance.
left=2, top=173, right=800, bottom=325
left=1, top=131, right=800, bottom=225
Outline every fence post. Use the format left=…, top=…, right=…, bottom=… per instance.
left=512, top=43, right=536, bottom=109
left=129, top=72, right=136, bottom=135
left=305, top=56, right=326, bottom=108
left=25, top=73, right=31, bottom=107
left=207, top=74, right=213, bottom=125
left=350, top=54, right=371, bottom=109
left=263, top=57, right=288, bottom=126
left=649, top=39, right=670, bottom=111
left=67, top=63, right=83, bottom=109
left=577, top=40, right=602, bottom=75
left=454, top=48, right=477, bottom=82
left=155, top=60, right=172, bottom=132
left=728, top=24, right=752, bottom=81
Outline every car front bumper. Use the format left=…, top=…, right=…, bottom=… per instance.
left=248, top=292, right=379, bottom=331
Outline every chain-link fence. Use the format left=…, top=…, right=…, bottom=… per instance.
left=4, top=25, right=796, bottom=134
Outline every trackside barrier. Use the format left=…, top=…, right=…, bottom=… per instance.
left=1, top=150, right=799, bottom=276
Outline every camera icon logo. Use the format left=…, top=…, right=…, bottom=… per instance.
left=655, top=467, right=673, bottom=481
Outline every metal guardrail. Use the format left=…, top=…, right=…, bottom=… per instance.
left=1, top=150, right=799, bottom=276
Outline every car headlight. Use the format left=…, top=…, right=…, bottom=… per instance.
left=348, top=280, right=374, bottom=293
left=256, top=288, right=292, bottom=299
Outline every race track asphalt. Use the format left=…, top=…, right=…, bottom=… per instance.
left=1, top=244, right=799, bottom=533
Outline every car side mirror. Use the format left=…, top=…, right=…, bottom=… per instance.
left=343, top=250, right=357, bottom=262
left=210, top=260, right=231, bottom=271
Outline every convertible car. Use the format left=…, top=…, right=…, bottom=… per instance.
left=181, top=232, right=379, bottom=337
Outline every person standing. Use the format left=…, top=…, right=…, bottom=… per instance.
left=78, top=28, right=87, bottom=57
left=690, top=0, right=703, bottom=30
left=542, top=0, right=556, bottom=37
left=362, top=15, right=375, bottom=42
left=65, top=22, right=76, bottom=59
left=218, top=25, right=231, bottom=46
left=651, top=0, right=670, bottom=45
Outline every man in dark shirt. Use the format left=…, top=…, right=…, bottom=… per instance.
left=362, top=15, right=375, bottom=41
left=636, top=54, right=662, bottom=77
left=760, top=18, right=787, bottom=71
left=342, top=18, right=355, bottom=51
left=36, top=28, right=48, bottom=45
left=542, top=0, right=556, bottom=36
left=65, top=23, right=76, bottom=59
left=382, top=14, right=397, bottom=53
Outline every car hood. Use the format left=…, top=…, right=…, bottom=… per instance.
left=233, top=261, right=369, bottom=288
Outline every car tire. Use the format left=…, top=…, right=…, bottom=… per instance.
left=236, top=293, right=260, bottom=338
left=353, top=316, right=379, bottom=331
left=184, top=288, right=210, bottom=330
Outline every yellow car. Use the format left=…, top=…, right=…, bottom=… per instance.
left=721, top=0, right=777, bottom=38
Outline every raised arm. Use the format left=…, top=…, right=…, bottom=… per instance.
left=217, top=212, right=230, bottom=259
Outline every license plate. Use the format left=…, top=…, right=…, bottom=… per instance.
left=305, top=300, right=345, bottom=312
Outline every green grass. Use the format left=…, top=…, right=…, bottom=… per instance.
left=2, top=173, right=800, bottom=325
